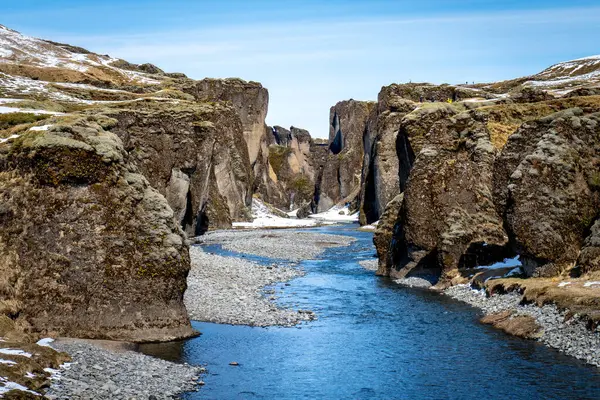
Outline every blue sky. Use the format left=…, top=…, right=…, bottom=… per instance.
left=2, top=1, right=599, bottom=138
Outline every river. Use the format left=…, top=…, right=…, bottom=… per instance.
left=140, top=225, right=600, bottom=399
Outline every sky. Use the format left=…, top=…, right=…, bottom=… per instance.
left=2, top=0, right=599, bottom=138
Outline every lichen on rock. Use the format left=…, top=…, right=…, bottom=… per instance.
left=0, top=116, right=195, bottom=342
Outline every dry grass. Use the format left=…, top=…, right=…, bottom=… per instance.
left=487, top=121, right=521, bottom=149
left=479, top=95, right=600, bottom=150
left=486, top=275, right=600, bottom=327
left=481, top=311, right=542, bottom=339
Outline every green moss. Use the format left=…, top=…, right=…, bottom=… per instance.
left=289, top=174, right=314, bottom=198
left=588, top=171, right=600, bottom=190
left=268, top=145, right=292, bottom=176
left=0, top=113, right=49, bottom=130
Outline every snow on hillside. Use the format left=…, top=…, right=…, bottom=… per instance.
left=523, top=55, right=600, bottom=93
left=0, top=24, right=96, bottom=72
left=233, top=199, right=359, bottom=229
left=233, top=199, right=320, bottom=228
left=309, top=205, right=359, bottom=222
left=0, top=24, right=163, bottom=91
left=538, top=55, right=600, bottom=78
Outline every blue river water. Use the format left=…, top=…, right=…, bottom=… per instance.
left=139, top=225, right=600, bottom=399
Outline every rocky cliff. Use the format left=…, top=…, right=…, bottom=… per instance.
left=368, top=77, right=600, bottom=285
left=314, top=100, right=374, bottom=213
left=101, top=100, right=253, bottom=235
left=0, top=25, right=269, bottom=342
left=180, top=78, right=269, bottom=168
left=255, top=125, right=323, bottom=210
left=0, top=115, right=195, bottom=341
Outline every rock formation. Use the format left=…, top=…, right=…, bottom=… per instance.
left=372, top=95, right=600, bottom=284
left=181, top=78, right=269, bottom=168
left=100, top=100, right=253, bottom=235
left=315, top=100, right=374, bottom=213
left=0, top=116, right=195, bottom=341
left=494, top=109, right=600, bottom=277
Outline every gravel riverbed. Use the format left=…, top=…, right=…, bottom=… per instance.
left=186, top=230, right=354, bottom=325
left=46, top=339, right=202, bottom=400
left=185, top=246, right=315, bottom=326
left=445, top=284, right=600, bottom=367
left=197, top=229, right=354, bottom=262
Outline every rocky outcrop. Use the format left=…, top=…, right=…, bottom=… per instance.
left=375, top=103, right=600, bottom=284
left=0, top=116, right=195, bottom=342
left=181, top=78, right=269, bottom=167
left=373, top=193, right=403, bottom=276
left=100, top=100, right=253, bottom=235
left=494, top=109, right=600, bottom=277
left=578, top=219, right=600, bottom=274
left=398, top=111, right=508, bottom=283
left=360, top=83, right=497, bottom=226
left=316, top=100, right=374, bottom=213
left=254, top=125, right=323, bottom=210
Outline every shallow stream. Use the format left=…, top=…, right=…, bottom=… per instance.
left=140, top=225, right=600, bottom=399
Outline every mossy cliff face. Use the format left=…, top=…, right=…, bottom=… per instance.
left=99, top=100, right=253, bottom=234
left=374, top=98, right=600, bottom=285
left=392, top=111, right=508, bottom=283
left=181, top=78, right=269, bottom=167
left=315, top=100, right=374, bottom=213
left=0, top=117, right=195, bottom=341
left=494, top=109, right=600, bottom=277
left=254, top=125, right=319, bottom=210
left=358, top=87, right=419, bottom=224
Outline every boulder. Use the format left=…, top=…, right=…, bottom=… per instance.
left=0, top=116, right=195, bottom=341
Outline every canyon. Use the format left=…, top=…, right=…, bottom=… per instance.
left=0, top=23, right=599, bottom=398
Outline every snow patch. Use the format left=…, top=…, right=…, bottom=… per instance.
left=309, top=205, right=359, bottom=222
left=583, top=281, right=600, bottom=288
left=29, top=125, right=51, bottom=131
left=0, top=134, right=20, bottom=144
left=558, top=282, right=572, bottom=288
left=476, top=256, right=521, bottom=270
left=0, top=349, right=32, bottom=358
left=0, top=359, right=16, bottom=365
left=0, top=377, right=40, bottom=396
left=35, top=338, right=54, bottom=348
left=505, top=267, right=522, bottom=277
left=233, top=199, right=322, bottom=229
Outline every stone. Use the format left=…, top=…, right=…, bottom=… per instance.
left=316, top=100, right=374, bottom=213
left=373, top=194, right=404, bottom=276
left=494, top=109, right=600, bottom=277
left=389, top=111, right=508, bottom=284
left=0, top=117, right=196, bottom=341
left=101, top=100, right=253, bottom=235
